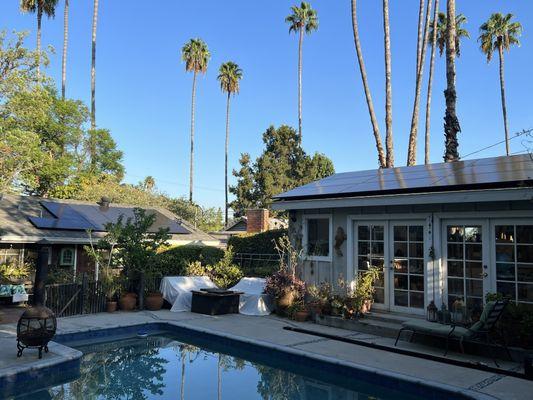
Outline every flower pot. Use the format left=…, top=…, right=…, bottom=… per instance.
left=145, top=292, right=164, bottom=311
left=118, top=294, right=137, bottom=311
left=294, top=310, right=309, bottom=322
left=360, top=299, right=373, bottom=314
left=276, top=289, right=296, bottom=309
left=106, top=301, right=118, bottom=313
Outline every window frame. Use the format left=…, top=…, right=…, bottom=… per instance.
left=60, top=247, right=75, bottom=266
left=303, top=214, right=333, bottom=262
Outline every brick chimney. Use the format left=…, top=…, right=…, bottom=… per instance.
left=246, top=208, right=269, bottom=234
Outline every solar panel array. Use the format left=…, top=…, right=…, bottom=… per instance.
left=275, top=154, right=533, bottom=200
left=29, top=202, right=190, bottom=234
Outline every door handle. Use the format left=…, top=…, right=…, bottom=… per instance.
left=481, top=272, right=488, bottom=278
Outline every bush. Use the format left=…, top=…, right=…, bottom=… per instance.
left=185, top=247, right=243, bottom=288
left=154, top=245, right=225, bottom=277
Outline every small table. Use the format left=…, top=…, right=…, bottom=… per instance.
left=191, top=289, right=243, bottom=315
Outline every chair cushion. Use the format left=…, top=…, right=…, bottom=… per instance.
left=402, top=319, right=473, bottom=338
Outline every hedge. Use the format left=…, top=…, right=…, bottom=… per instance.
left=227, top=229, right=288, bottom=255
left=154, top=245, right=225, bottom=277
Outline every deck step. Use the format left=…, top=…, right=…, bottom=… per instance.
left=315, top=314, right=403, bottom=339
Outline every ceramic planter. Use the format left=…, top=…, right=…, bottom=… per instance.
left=294, top=310, right=309, bottom=322
left=145, top=292, right=164, bottom=311
left=276, top=288, right=296, bottom=309
left=106, top=301, right=118, bottom=313
left=118, top=293, right=137, bottom=311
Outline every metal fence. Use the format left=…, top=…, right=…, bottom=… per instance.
left=232, top=253, right=281, bottom=277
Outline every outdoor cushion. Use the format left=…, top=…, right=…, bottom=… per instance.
left=160, top=276, right=217, bottom=312
left=0, top=285, right=12, bottom=296
left=229, top=277, right=273, bottom=316
left=11, top=285, right=26, bottom=295
left=401, top=319, right=474, bottom=339
left=468, top=301, right=496, bottom=332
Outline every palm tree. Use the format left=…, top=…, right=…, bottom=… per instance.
left=383, top=0, right=394, bottom=167
left=285, top=2, right=318, bottom=142
left=351, top=0, right=386, bottom=168
left=479, top=13, right=522, bottom=156
left=91, top=0, right=99, bottom=129
left=182, top=38, right=210, bottom=203
left=217, top=62, right=243, bottom=226
left=443, top=0, right=460, bottom=162
left=406, top=0, right=432, bottom=166
left=425, top=10, right=469, bottom=164
left=19, top=0, right=58, bottom=81
left=61, top=0, right=69, bottom=99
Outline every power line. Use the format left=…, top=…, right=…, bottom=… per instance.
left=124, top=173, right=225, bottom=193
left=462, top=128, right=533, bottom=159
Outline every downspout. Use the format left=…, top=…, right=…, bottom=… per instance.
left=429, top=213, right=436, bottom=304
left=73, top=244, right=78, bottom=281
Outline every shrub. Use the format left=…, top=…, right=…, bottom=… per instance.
left=154, top=245, right=224, bottom=277
left=184, top=247, right=243, bottom=289
left=228, top=229, right=287, bottom=254
left=265, top=270, right=305, bottom=302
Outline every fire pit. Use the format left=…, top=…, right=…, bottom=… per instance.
left=17, top=306, right=57, bottom=359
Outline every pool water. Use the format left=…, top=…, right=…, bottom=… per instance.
left=19, top=332, right=463, bottom=400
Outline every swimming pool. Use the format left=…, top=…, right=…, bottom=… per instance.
left=12, top=323, right=483, bottom=400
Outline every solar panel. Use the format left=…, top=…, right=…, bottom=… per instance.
left=274, top=154, right=533, bottom=200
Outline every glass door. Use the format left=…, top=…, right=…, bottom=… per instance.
left=390, top=223, right=426, bottom=313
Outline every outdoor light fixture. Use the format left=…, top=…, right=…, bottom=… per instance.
left=426, top=300, right=438, bottom=322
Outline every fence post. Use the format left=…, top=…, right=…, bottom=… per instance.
left=79, top=272, right=88, bottom=314
left=138, top=272, right=145, bottom=311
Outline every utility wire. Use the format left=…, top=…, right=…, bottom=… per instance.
left=462, top=128, right=533, bottom=159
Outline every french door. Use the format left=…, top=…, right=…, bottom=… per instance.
left=354, top=220, right=426, bottom=314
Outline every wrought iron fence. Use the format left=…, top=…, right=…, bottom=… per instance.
left=232, top=253, right=281, bottom=277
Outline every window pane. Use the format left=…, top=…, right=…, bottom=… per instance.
left=371, top=242, right=384, bottom=257
left=448, top=278, right=464, bottom=296
left=358, top=225, right=369, bottom=240
left=496, top=245, right=514, bottom=262
left=465, top=227, right=482, bottom=243
left=394, top=290, right=408, bottom=307
left=518, top=284, right=533, bottom=303
left=495, top=225, right=515, bottom=243
left=410, top=275, right=424, bottom=291
left=409, top=226, right=424, bottom=242
left=393, top=260, right=407, bottom=273
left=358, top=257, right=369, bottom=270
left=374, top=288, right=385, bottom=304
left=409, top=259, right=424, bottom=274
left=448, top=244, right=463, bottom=260
left=517, top=264, right=533, bottom=282
left=371, top=258, right=384, bottom=269
left=394, top=243, right=407, bottom=258
left=409, top=243, right=424, bottom=259
left=410, top=292, right=424, bottom=309
left=371, top=225, right=384, bottom=241
left=448, top=261, right=464, bottom=277
left=394, top=274, right=408, bottom=290
left=497, top=263, right=515, bottom=281
left=517, top=245, right=533, bottom=263
left=465, top=244, right=482, bottom=261
left=358, top=241, right=370, bottom=256
left=466, top=279, right=483, bottom=297
left=307, top=219, right=329, bottom=256
left=465, top=262, right=482, bottom=279
left=447, top=226, right=464, bottom=242
left=497, top=282, right=515, bottom=299
left=394, top=226, right=407, bottom=241
left=517, top=226, right=533, bottom=244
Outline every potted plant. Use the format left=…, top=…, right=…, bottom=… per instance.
left=265, top=269, right=305, bottom=315
left=144, top=272, right=164, bottom=311
left=351, top=267, right=380, bottom=317
left=287, top=301, right=309, bottom=322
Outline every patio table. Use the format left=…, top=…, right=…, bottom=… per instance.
left=191, top=289, right=244, bottom=315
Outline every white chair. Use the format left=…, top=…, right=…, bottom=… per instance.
left=229, top=277, right=273, bottom=316
left=160, top=276, right=217, bottom=312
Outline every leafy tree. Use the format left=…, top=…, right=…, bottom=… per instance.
left=181, top=38, right=210, bottom=203
left=217, top=61, right=243, bottom=226
left=285, top=2, right=318, bottom=142
left=85, top=128, right=124, bottom=179
left=479, top=13, right=522, bottom=156
left=19, top=0, right=58, bottom=80
left=0, top=31, right=41, bottom=94
left=230, top=125, right=334, bottom=215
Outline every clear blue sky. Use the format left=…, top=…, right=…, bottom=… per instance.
left=2, top=1, right=532, bottom=209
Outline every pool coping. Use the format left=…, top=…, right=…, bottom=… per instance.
left=47, top=318, right=500, bottom=400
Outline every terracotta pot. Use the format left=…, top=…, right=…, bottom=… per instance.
left=106, top=301, right=118, bottom=313
left=119, top=294, right=137, bottom=311
left=276, top=289, right=296, bottom=309
left=360, top=299, right=373, bottom=314
left=123, top=292, right=138, bottom=298
left=145, top=292, right=164, bottom=311
left=294, top=310, right=309, bottom=322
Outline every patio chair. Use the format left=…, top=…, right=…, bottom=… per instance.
left=229, top=277, right=273, bottom=316
left=160, top=276, right=218, bottom=312
left=394, top=300, right=511, bottom=366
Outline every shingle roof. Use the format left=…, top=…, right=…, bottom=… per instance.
left=274, top=154, right=533, bottom=201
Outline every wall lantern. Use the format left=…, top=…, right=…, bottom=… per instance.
left=426, top=300, right=438, bottom=322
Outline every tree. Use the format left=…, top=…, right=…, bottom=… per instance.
left=19, top=0, right=58, bottom=81
left=85, top=129, right=125, bottom=179
left=217, top=61, right=243, bottom=226
left=61, top=0, right=69, bottom=99
left=181, top=38, right=210, bottom=203
left=350, top=0, right=386, bottom=168
left=383, top=0, right=394, bottom=167
left=230, top=125, right=334, bottom=215
left=479, top=13, right=522, bottom=156
left=285, top=2, right=318, bottom=142
left=425, top=10, right=469, bottom=164
left=91, top=0, right=99, bottom=129
left=406, top=0, right=432, bottom=166
left=443, top=0, right=460, bottom=162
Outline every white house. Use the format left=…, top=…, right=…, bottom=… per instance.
left=272, top=154, right=533, bottom=317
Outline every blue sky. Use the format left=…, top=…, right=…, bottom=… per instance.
left=2, top=1, right=532, bottom=209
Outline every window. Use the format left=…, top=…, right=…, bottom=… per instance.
left=304, top=216, right=331, bottom=260
left=357, top=224, right=385, bottom=304
left=60, top=248, right=75, bottom=266
left=495, top=225, right=533, bottom=310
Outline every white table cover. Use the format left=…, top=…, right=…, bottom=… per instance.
left=160, top=276, right=217, bottom=312
left=229, top=277, right=273, bottom=316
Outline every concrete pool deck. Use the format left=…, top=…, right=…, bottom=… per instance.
left=0, top=310, right=531, bottom=399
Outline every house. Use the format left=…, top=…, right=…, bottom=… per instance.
left=272, top=154, right=533, bottom=318
left=0, top=195, right=220, bottom=277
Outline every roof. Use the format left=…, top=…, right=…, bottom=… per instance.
left=221, top=217, right=288, bottom=233
left=274, top=154, right=533, bottom=202
left=0, top=195, right=216, bottom=244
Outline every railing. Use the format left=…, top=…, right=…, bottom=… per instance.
left=232, top=253, right=281, bottom=277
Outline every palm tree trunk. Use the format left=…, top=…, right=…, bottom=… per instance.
left=443, top=0, right=460, bottom=162
left=189, top=71, right=197, bottom=203
left=217, top=354, right=222, bottom=400
left=415, top=0, right=425, bottom=76
left=61, top=0, right=69, bottom=99
left=180, top=352, right=185, bottom=400
left=298, top=27, right=303, bottom=142
left=36, top=4, right=42, bottom=81
left=225, top=92, right=231, bottom=225
left=91, top=0, right=99, bottom=130
left=407, top=0, right=432, bottom=166
left=383, top=0, right=394, bottom=168
left=498, top=46, right=510, bottom=156
left=424, top=0, right=439, bottom=164
left=351, top=0, right=386, bottom=168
